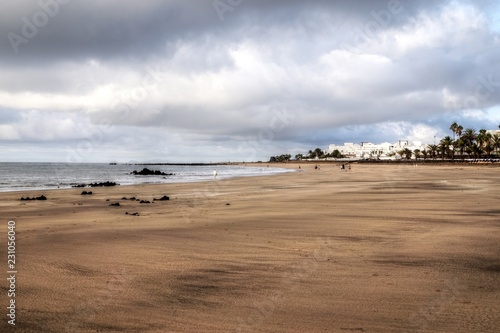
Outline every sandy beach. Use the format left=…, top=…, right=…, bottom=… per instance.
left=1, top=163, right=499, bottom=333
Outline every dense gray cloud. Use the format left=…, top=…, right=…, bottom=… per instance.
left=0, top=0, right=456, bottom=62
left=0, top=0, right=499, bottom=162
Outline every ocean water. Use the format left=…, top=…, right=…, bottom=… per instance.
left=0, top=163, right=293, bottom=192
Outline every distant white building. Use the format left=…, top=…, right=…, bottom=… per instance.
left=326, top=140, right=427, bottom=160
left=487, top=129, right=500, bottom=136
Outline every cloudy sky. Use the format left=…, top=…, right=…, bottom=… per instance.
left=1, top=0, right=499, bottom=162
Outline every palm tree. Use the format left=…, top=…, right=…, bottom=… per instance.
left=493, top=134, right=500, bottom=157
left=427, top=144, right=438, bottom=159
left=450, top=123, right=459, bottom=158
left=461, top=128, right=477, bottom=157
left=471, top=143, right=483, bottom=159
left=421, top=149, right=429, bottom=160
left=330, top=149, right=343, bottom=159
left=314, top=148, right=324, bottom=159
left=462, top=128, right=476, bottom=142
left=476, top=129, right=493, bottom=159
left=438, top=144, right=445, bottom=160
left=455, top=138, right=466, bottom=160
left=414, top=149, right=421, bottom=160
left=398, top=148, right=412, bottom=160
left=450, top=122, right=459, bottom=141
left=484, top=142, right=495, bottom=158
left=449, top=123, right=463, bottom=159
left=439, top=136, right=453, bottom=160
left=485, top=132, right=493, bottom=155
left=477, top=129, right=487, bottom=147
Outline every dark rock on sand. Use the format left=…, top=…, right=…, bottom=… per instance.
left=125, top=212, right=140, bottom=216
left=81, top=191, right=93, bottom=195
left=131, top=168, right=174, bottom=176
left=73, top=181, right=118, bottom=188
left=20, top=195, right=47, bottom=201
left=109, top=202, right=121, bottom=207
left=89, top=181, right=118, bottom=187
left=154, top=195, right=170, bottom=201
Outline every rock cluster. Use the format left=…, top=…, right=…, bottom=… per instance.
left=20, top=195, right=47, bottom=201
left=154, top=195, right=170, bottom=201
left=72, top=181, right=118, bottom=188
left=131, top=168, right=174, bottom=176
left=89, top=181, right=118, bottom=187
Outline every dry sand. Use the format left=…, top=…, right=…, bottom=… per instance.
left=1, top=163, right=499, bottom=332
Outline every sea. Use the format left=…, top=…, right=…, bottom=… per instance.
left=0, top=163, right=294, bottom=193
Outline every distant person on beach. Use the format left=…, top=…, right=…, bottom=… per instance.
left=213, top=169, right=217, bottom=179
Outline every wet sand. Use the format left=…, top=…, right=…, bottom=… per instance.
left=1, top=163, right=499, bottom=332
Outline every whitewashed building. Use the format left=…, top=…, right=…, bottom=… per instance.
left=326, top=140, right=427, bottom=160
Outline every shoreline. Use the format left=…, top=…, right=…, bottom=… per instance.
left=0, top=164, right=296, bottom=194
left=3, top=159, right=497, bottom=196
left=2, top=160, right=497, bottom=195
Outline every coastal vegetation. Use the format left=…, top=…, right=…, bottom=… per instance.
left=270, top=123, right=500, bottom=162
left=270, top=148, right=344, bottom=162
left=418, top=123, right=500, bottom=161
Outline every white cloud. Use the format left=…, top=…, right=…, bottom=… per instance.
left=391, top=3, right=488, bottom=56
left=0, top=125, right=20, bottom=140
